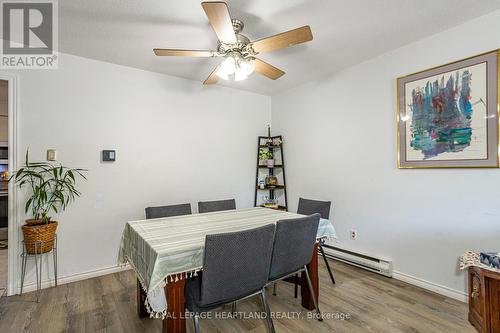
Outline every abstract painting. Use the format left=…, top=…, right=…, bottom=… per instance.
left=397, top=50, right=499, bottom=168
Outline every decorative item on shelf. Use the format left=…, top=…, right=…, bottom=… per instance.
left=272, top=138, right=283, bottom=146
left=265, top=175, right=278, bottom=188
left=397, top=49, right=500, bottom=168
left=258, top=178, right=265, bottom=189
left=10, top=150, right=87, bottom=254
left=262, top=196, right=278, bottom=209
left=480, top=252, right=500, bottom=269
left=259, top=148, right=274, bottom=167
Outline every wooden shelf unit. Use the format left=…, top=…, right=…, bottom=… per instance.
left=254, top=132, right=288, bottom=211
left=259, top=205, right=287, bottom=211
left=257, top=164, right=284, bottom=169
left=256, top=185, right=285, bottom=190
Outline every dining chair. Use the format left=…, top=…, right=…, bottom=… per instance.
left=145, top=203, right=192, bottom=219
left=266, top=214, right=323, bottom=332
left=298, top=197, right=336, bottom=285
left=184, top=224, right=276, bottom=333
left=197, top=199, right=236, bottom=213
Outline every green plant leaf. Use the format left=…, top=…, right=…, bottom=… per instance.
left=25, top=197, right=32, bottom=213
left=13, top=149, right=87, bottom=219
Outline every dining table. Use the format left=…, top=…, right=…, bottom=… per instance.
left=119, top=207, right=336, bottom=333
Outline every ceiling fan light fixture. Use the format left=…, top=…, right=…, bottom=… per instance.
left=155, top=3, right=313, bottom=85
left=234, top=70, right=248, bottom=81
left=216, top=56, right=236, bottom=79
left=240, top=59, right=254, bottom=75
left=216, top=70, right=229, bottom=80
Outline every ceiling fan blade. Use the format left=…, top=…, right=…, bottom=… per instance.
left=251, top=58, right=285, bottom=80
left=250, top=26, right=313, bottom=54
left=201, top=2, right=237, bottom=44
left=153, top=49, right=216, bottom=57
left=203, top=65, right=221, bottom=85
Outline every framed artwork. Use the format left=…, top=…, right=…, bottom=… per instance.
left=397, top=50, right=499, bottom=168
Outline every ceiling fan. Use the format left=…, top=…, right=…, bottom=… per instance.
left=153, top=1, right=313, bottom=84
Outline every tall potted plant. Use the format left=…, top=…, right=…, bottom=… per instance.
left=10, top=151, right=87, bottom=254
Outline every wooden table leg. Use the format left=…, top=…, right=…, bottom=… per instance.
left=137, top=279, right=148, bottom=318
left=301, top=243, right=319, bottom=310
left=163, top=275, right=187, bottom=333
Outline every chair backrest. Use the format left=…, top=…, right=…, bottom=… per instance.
left=200, top=224, right=275, bottom=306
left=145, top=203, right=192, bottom=219
left=297, top=197, right=331, bottom=219
left=269, top=214, right=320, bottom=280
left=198, top=199, right=236, bottom=213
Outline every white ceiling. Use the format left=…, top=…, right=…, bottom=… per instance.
left=60, top=0, right=500, bottom=95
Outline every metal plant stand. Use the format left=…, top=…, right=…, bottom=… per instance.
left=20, top=234, right=58, bottom=302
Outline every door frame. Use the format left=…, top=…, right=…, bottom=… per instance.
left=0, top=73, right=19, bottom=296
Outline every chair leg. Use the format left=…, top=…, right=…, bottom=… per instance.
left=193, top=314, right=200, bottom=333
left=304, top=266, right=323, bottom=321
left=260, top=288, right=276, bottom=333
left=294, top=274, right=299, bottom=298
left=319, top=244, right=336, bottom=284
left=231, top=301, right=237, bottom=317
left=272, top=283, right=277, bottom=296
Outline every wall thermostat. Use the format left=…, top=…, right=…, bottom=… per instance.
left=102, top=150, right=116, bottom=162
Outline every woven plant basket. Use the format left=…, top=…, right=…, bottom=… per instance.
left=22, top=220, right=58, bottom=254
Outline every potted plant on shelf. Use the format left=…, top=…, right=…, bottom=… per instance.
left=10, top=151, right=87, bottom=254
left=259, top=148, right=274, bottom=168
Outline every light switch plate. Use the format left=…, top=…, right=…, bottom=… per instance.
left=47, top=149, right=57, bottom=161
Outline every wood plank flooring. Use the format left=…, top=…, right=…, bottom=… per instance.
left=0, top=259, right=475, bottom=333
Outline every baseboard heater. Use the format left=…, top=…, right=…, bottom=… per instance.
left=322, top=244, right=393, bottom=277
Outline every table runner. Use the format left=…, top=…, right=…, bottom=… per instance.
left=118, top=207, right=336, bottom=318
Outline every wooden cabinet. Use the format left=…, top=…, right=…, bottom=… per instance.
left=469, top=266, right=500, bottom=333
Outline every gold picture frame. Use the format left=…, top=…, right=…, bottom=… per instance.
left=397, top=50, right=500, bottom=168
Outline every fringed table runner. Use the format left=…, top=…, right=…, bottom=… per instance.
left=118, top=207, right=336, bottom=318
left=460, top=251, right=500, bottom=273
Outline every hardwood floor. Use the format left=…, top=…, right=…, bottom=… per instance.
left=0, top=259, right=475, bottom=333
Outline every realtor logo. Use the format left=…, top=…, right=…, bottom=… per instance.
left=0, top=0, right=58, bottom=69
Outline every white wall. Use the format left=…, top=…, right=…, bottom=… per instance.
left=4, top=53, right=270, bottom=287
left=272, top=10, right=500, bottom=297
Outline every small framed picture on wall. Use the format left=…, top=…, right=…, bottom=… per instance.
left=397, top=50, right=499, bottom=168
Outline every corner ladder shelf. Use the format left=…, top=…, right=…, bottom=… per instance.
left=254, top=132, right=288, bottom=211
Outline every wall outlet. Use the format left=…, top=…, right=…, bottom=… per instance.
left=350, top=229, right=358, bottom=240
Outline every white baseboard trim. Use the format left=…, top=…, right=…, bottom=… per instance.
left=392, top=270, right=467, bottom=303
left=17, top=264, right=131, bottom=295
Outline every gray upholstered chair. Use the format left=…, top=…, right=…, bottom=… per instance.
left=297, top=197, right=336, bottom=286
left=145, top=203, right=192, bottom=219
left=297, top=197, right=331, bottom=220
left=266, top=214, right=322, bottom=332
left=184, top=224, right=276, bottom=333
left=197, top=199, right=236, bottom=213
